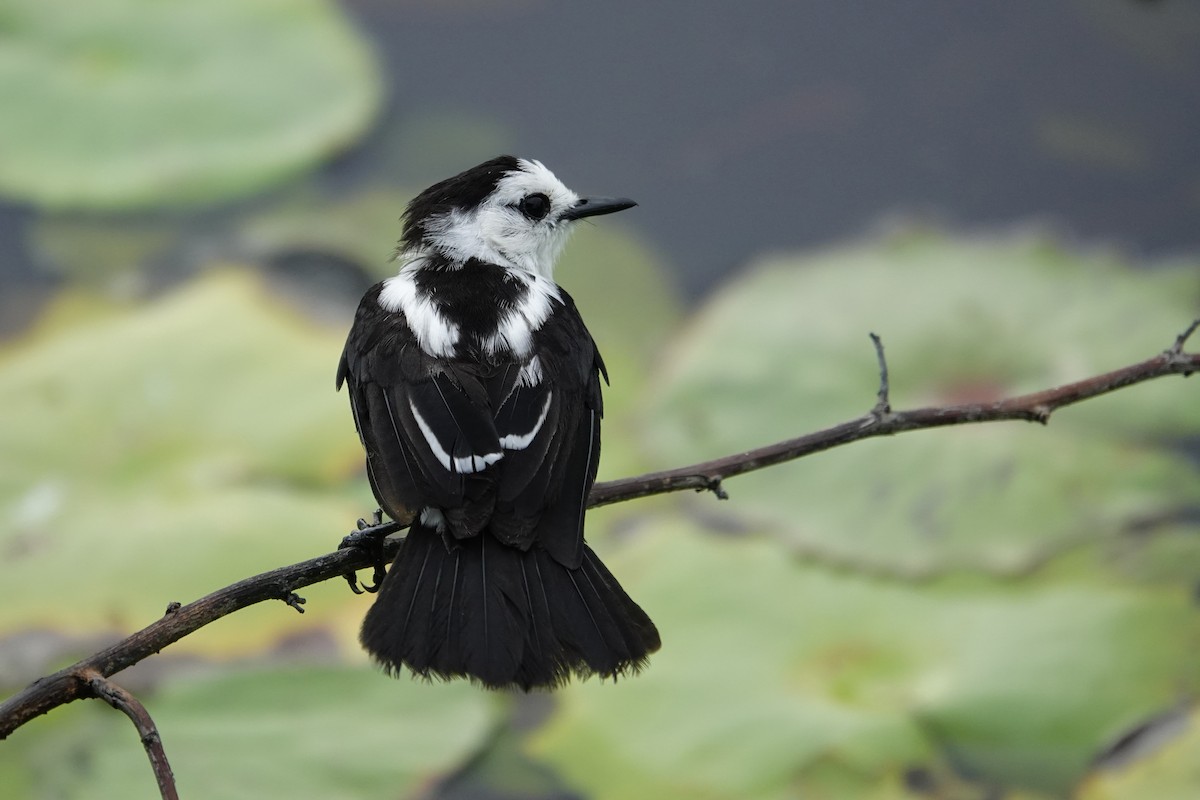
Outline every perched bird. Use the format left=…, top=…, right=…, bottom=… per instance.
left=337, top=156, right=660, bottom=690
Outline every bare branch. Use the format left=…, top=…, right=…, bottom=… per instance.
left=82, top=671, right=179, bottom=800
left=590, top=320, right=1200, bottom=506
left=2, top=320, right=1198, bottom=741
left=0, top=550, right=365, bottom=739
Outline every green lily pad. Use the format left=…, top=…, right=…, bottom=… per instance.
left=688, top=426, right=1200, bottom=577
left=530, top=522, right=933, bottom=800
left=1, top=664, right=498, bottom=800
left=648, top=232, right=1200, bottom=438
left=0, top=0, right=382, bottom=209
left=0, top=270, right=369, bottom=649
left=530, top=521, right=1200, bottom=797
left=642, top=232, right=1200, bottom=573
left=1077, top=705, right=1200, bottom=800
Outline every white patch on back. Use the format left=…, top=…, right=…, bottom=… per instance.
left=482, top=272, right=561, bottom=357
left=378, top=268, right=459, bottom=358
left=408, top=399, right=503, bottom=474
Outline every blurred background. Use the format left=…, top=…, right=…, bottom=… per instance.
left=2, top=1, right=1200, bottom=798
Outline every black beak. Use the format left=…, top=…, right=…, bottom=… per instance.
left=561, top=196, right=637, bottom=221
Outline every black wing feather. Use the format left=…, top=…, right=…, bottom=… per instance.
left=530, top=407, right=597, bottom=569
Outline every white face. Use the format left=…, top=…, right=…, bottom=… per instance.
left=420, top=159, right=581, bottom=280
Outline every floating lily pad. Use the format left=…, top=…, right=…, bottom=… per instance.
left=0, top=270, right=369, bottom=651
left=643, top=233, right=1200, bottom=573
left=1, top=665, right=498, bottom=800
left=1078, top=705, right=1200, bottom=800
left=686, top=425, right=1200, bottom=577
left=530, top=522, right=1200, bottom=797
left=0, top=0, right=382, bottom=209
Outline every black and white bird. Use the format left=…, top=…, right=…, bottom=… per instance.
left=337, top=156, right=660, bottom=690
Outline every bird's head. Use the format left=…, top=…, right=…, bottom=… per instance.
left=398, top=156, right=636, bottom=279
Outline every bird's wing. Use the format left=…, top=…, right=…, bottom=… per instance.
left=338, top=285, right=606, bottom=563
left=338, top=292, right=503, bottom=518
left=487, top=293, right=606, bottom=568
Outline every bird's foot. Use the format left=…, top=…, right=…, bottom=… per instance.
left=340, top=509, right=389, bottom=594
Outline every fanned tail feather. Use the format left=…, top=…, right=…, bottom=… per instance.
left=360, top=523, right=660, bottom=690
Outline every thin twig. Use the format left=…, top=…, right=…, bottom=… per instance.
left=869, top=332, right=891, bottom=414
left=2, top=321, right=1198, bottom=741
left=82, top=671, right=179, bottom=800
left=1169, top=318, right=1200, bottom=370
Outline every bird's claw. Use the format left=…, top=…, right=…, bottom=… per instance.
left=339, top=508, right=387, bottom=550
left=344, top=554, right=387, bottom=594
left=344, top=572, right=367, bottom=595
left=341, top=509, right=389, bottom=594
left=356, top=509, right=384, bottom=531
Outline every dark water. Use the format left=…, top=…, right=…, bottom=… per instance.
left=1, top=0, right=1197, bottom=310
left=345, top=0, right=1200, bottom=295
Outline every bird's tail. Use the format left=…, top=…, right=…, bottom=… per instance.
left=360, top=521, right=660, bottom=690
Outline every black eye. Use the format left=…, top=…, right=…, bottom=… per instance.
left=518, top=192, right=551, bottom=221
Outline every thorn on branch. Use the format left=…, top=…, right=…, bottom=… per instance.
left=700, top=476, right=729, bottom=500
left=281, top=592, right=306, bottom=614
left=869, top=332, right=892, bottom=415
